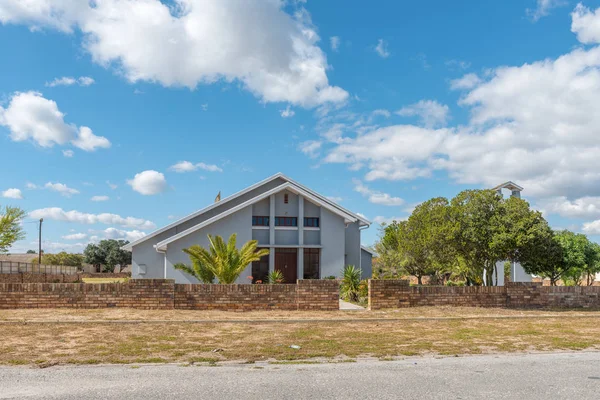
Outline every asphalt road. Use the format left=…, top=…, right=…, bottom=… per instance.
left=1, top=353, right=599, bottom=399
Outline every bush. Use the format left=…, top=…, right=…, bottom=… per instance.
left=267, top=270, right=284, bottom=284
left=324, top=275, right=337, bottom=280
left=340, top=265, right=361, bottom=302
left=445, top=280, right=466, bottom=287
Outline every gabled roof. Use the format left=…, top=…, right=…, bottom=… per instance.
left=492, top=181, right=523, bottom=192
left=361, top=246, right=377, bottom=256
left=122, top=173, right=370, bottom=251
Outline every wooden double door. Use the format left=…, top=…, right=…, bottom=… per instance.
left=275, top=248, right=297, bottom=283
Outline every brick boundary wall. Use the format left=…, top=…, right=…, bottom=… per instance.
left=0, top=279, right=339, bottom=311
left=369, top=280, right=600, bottom=310
left=0, top=280, right=174, bottom=310
left=0, top=272, right=130, bottom=284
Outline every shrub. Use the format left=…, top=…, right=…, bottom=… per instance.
left=267, top=270, right=284, bottom=284
left=340, top=265, right=361, bottom=302
left=445, top=280, right=466, bottom=287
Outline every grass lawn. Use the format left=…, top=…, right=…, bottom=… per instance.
left=1, top=308, right=600, bottom=366
left=81, top=278, right=129, bottom=284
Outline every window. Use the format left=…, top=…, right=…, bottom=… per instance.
left=284, top=193, right=289, bottom=204
left=251, top=250, right=269, bottom=283
left=275, top=217, right=297, bottom=226
left=252, top=216, right=269, bottom=226
left=304, top=217, right=319, bottom=227
left=303, top=249, right=320, bottom=279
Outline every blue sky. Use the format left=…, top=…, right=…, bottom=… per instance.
left=2, top=0, right=600, bottom=252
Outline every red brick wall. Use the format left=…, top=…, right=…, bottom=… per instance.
left=369, top=280, right=506, bottom=310
left=0, top=280, right=174, bottom=310
left=0, top=272, right=130, bottom=284
left=369, top=280, right=600, bottom=309
left=297, top=280, right=339, bottom=311
left=175, top=283, right=298, bottom=311
left=0, top=279, right=339, bottom=311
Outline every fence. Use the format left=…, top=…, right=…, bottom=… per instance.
left=0, top=261, right=78, bottom=275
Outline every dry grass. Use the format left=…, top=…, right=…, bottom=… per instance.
left=1, top=308, right=600, bottom=366
left=2, top=307, right=599, bottom=322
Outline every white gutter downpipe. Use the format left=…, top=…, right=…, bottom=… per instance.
left=155, top=246, right=167, bottom=279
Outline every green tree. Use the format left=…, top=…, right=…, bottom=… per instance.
left=374, top=221, right=405, bottom=279
left=0, top=206, right=26, bottom=254
left=83, top=239, right=131, bottom=272
left=520, top=228, right=564, bottom=285
left=26, top=249, right=36, bottom=254
left=450, top=190, right=505, bottom=286
left=175, top=234, right=269, bottom=284
left=35, top=252, right=84, bottom=266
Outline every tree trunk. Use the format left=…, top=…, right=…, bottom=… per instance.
left=494, top=264, right=498, bottom=287
left=417, top=275, right=422, bottom=285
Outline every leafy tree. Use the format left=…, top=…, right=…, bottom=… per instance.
left=34, top=252, right=84, bottom=266
left=374, top=221, right=405, bottom=279
left=0, top=206, right=26, bottom=254
left=176, top=234, right=269, bottom=284
left=83, top=239, right=131, bottom=272
left=520, top=228, right=564, bottom=285
left=450, top=190, right=505, bottom=286
left=26, top=249, right=36, bottom=254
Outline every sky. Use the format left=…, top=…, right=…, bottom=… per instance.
left=2, top=0, right=600, bottom=253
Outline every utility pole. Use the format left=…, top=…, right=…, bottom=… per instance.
left=38, top=218, right=43, bottom=264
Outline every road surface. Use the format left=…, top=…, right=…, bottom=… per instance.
left=1, top=352, right=599, bottom=399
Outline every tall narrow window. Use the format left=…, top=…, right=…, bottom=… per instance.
left=284, top=193, right=289, bottom=204
left=303, top=249, right=320, bottom=279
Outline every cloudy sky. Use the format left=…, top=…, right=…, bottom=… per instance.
left=2, top=0, right=600, bottom=252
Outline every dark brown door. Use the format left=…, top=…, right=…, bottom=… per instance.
left=275, top=248, right=298, bottom=283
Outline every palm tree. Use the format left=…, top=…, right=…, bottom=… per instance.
left=175, top=233, right=269, bottom=284
left=340, top=265, right=361, bottom=302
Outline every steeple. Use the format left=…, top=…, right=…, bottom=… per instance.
left=492, top=181, right=523, bottom=199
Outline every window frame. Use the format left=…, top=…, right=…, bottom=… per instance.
left=252, top=216, right=270, bottom=226
left=275, top=216, right=298, bottom=227
left=303, top=248, right=320, bottom=279
left=303, top=217, right=320, bottom=228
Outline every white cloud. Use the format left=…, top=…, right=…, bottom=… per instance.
left=168, top=161, right=223, bottom=173
left=353, top=179, right=404, bottom=206
left=106, top=181, right=118, bottom=190
left=45, top=76, right=95, bottom=87
left=90, top=195, right=109, bottom=202
left=0, top=91, right=110, bottom=151
left=582, top=220, right=600, bottom=234
left=25, top=182, right=38, bottom=190
left=62, top=232, right=88, bottom=240
left=72, top=126, right=111, bottom=151
left=45, top=182, right=79, bottom=197
left=371, top=109, right=391, bottom=118
left=280, top=105, right=295, bottom=118
left=396, top=100, right=450, bottom=128
left=450, top=73, right=482, bottom=90
left=127, top=170, right=167, bottom=195
left=330, top=36, right=340, bottom=52
left=298, top=140, right=322, bottom=158
left=321, top=9, right=600, bottom=199
left=102, top=227, right=146, bottom=242
left=527, top=0, right=567, bottom=22
left=29, top=207, right=156, bottom=230
left=0, top=0, right=348, bottom=108
left=571, top=3, right=600, bottom=44
left=2, top=188, right=23, bottom=199
left=445, top=59, right=471, bottom=70
left=375, top=39, right=390, bottom=58
left=537, top=196, right=600, bottom=219
left=62, top=149, right=74, bottom=157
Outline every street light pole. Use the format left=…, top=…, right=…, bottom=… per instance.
left=38, top=218, right=43, bottom=265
